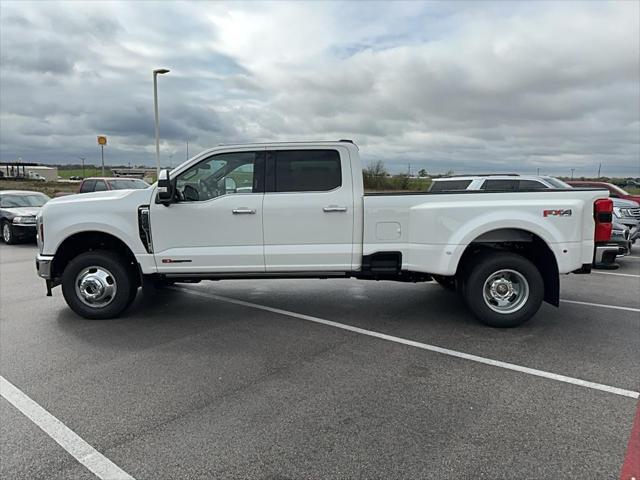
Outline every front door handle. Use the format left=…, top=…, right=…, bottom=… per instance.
left=323, top=206, right=348, bottom=212
left=232, top=208, right=256, bottom=214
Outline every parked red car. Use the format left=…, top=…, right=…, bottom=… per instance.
left=566, top=181, right=640, bottom=203
left=78, top=177, right=149, bottom=193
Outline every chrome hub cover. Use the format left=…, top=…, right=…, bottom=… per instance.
left=75, top=266, right=117, bottom=308
left=483, top=269, right=529, bottom=314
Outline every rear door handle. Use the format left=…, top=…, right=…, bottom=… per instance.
left=232, top=208, right=256, bottom=214
left=323, top=206, right=348, bottom=212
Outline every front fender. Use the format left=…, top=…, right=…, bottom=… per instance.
left=41, top=189, right=153, bottom=256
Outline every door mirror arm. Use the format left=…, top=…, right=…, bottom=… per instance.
left=157, top=169, right=174, bottom=206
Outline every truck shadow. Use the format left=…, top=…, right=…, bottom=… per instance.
left=54, top=280, right=558, bottom=353
left=54, top=286, right=242, bottom=350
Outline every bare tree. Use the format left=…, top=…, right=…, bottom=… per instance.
left=363, top=160, right=389, bottom=190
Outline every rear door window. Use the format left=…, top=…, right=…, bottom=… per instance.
left=94, top=180, right=108, bottom=192
left=481, top=179, right=518, bottom=191
left=429, top=180, right=472, bottom=192
left=272, top=150, right=341, bottom=192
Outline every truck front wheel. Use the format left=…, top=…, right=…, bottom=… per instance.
left=463, top=252, right=543, bottom=328
left=61, top=250, right=136, bottom=319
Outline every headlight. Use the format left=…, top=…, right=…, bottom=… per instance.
left=13, top=216, right=36, bottom=224
left=613, top=207, right=632, bottom=217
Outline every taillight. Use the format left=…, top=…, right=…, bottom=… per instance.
left=594, top=198, right=613, bottom=242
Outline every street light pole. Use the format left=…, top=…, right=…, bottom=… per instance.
left=100, top=146, right=105, bottom=176
left=78, top=156, right=85, bottom=178
left=153, top=68, right=170, bottom=177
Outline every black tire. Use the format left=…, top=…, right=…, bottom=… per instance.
left=462, top=252, right=543, bottom=328
left=127, top=279, right=140, bottom=305
left=61, top=250, right=136, bottom=319
left=2, top=222, right=16, bottom=245
left=432, top=275, right=456, bottom=292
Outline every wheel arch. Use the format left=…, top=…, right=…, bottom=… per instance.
left=51, top=231, right=142, bottom=286
left=456, top=228, right=560, bottom=307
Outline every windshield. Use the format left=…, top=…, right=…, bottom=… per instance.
left=544, top=177, right=571, bottom=189
left=0, top=193, right=50, bottom=208
left=108, top=179, right=149, bottom=190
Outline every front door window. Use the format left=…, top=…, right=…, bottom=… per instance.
left=175, top=151, right=263, bottom=202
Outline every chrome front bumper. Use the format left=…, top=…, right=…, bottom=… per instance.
left=36, top=254, right=54, bottom=279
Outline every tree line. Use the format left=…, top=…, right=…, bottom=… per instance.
left=362, top=160, right=447, bottom=191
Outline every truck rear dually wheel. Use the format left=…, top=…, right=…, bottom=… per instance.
left=463, top=252, right=543, bottom=328
left=62, top=250, right=136, bottom=319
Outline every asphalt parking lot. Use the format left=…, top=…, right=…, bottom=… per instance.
left=1, top=243, right=639, bottom=479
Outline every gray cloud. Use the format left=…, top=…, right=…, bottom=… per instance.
left=0, top=1, right=638, bottom=177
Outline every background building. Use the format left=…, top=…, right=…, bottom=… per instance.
left=0, top=162, right=58, bottom=181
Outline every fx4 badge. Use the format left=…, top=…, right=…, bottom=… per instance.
left=543, top=209, right=572, bottom=217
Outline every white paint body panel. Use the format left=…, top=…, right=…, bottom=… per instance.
left=363, top=193, right=601, bottom=275
left=151, top=193, right=265, bottom=273
left=39, top=142, right=607, bottom=278
left=262, top=145, right=354, bottom=271
left=40, top=189, right=157, bottom=274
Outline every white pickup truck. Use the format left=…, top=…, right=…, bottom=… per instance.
left=36, top=141, right=615, bottom=327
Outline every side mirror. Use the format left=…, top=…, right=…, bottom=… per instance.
left=157, top=169, right=174, bottom=205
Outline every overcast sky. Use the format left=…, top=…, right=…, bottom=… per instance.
left=1, top=1, right=638, bottom=176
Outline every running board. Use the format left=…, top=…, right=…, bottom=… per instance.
left=163, top=271, right=351, bottom=280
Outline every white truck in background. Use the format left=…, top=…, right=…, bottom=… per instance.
left=35, top=141, right=615, bottom=327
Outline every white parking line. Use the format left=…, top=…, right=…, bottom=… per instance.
left=592, top=271, right=640, bottom=278
left=177, top=287, right=639, bottom=399
left=560, top=299, right=640, bottom=313
left=0, top=376, right=135, bottom=480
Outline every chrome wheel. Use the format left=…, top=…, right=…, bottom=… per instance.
left=75, top=266, right=117, bottom=308
left=482, top=269, right=529, bottom=314
left=2, top=224, right=10, bottom=242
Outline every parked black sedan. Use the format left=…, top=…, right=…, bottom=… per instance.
left=0, top=190, right=50, bottom=244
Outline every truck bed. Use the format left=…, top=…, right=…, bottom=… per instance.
left=362, top=188, right=608, bottom=276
